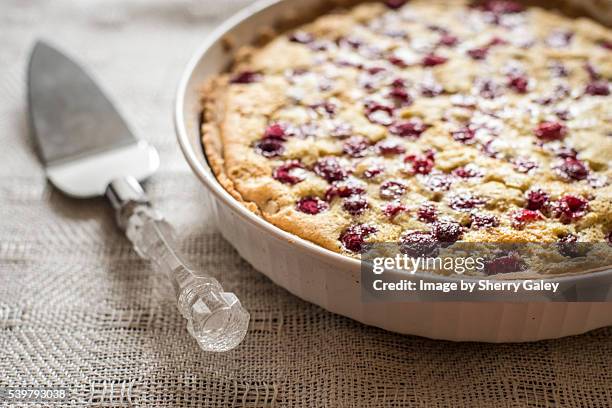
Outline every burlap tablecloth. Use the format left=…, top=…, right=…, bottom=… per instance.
left=1, top=1, right=612, bottom=407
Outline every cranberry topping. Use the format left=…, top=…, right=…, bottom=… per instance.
left=367, top=66, right=386, bottom=75
left=606, top=231, right=612, bottom=246
left=254, top=138, right=284, bottom=157
left=553, top=195, right=589, bottom=223
left=488, top=37, right=507, bottom=46
left=289, top=31, right=314, bottom=44
left=383, top=202, right=408, bottom=218
left=314, top=157, right=349, bottom=183
left=399, top=230, right=439, bottom=257
left=264, top=123, right=287, bottom=140
left=432, top=220, right=463, bottom=244
left=343, top=195, right=369, bottom=216
left=404, top=152, right=435, bottom=175
left=384, top=0, right=407, bottom=9
left=388, top=55, right=408, bottom=68
left=477, top=0, right=525, bottom=14
left=467, top=47, right=489, bottom=60
left=555, top=157, right=589, bottom=181
left=449, top=193, right=486, bottom=212
left=424, top=148, right=436, bottom=159
left=390, top=119, right=428, bottom=138
left=389, top=85, right=408, bottom=99
left=451, top=127, right=476, bottom=144
left=389, top=86, right=413, bottom=105
left=483, top=252, right=525, bottom=275
left=417, top=203, right=438, bottom=223
left=379, top=180, right=407, bottom=199
left=422, top=54, right=448, bottom=67
left=365, top=104, right=395, bottom=126
left=507, top=74, right=529, bottom=93
left=230, top=71, right=261, bottom=84
left=255, top=123, right=289, bottom=157
left=363, top=164, right=385, bottom=179
left=511, top=209, right=543, bottom=229
left=453, top=165, right=483, bottom=179
left=534, top=122, right=567, bottom=141
left=325, top=179, right=366, bottom=201
left=375, top=139, right=406, bottom=155
left=525, top=189, right=549, bottom=211
left=439, top=34, right=459, bottom=47
left=422, top=174, right=454, bottom=192
left=585, top=81, right=610, bottom=96
left=391, top=78, right=406, bottom=87
left=273, top=161, right=306, bottom=184
left=513, top=157, right=539, bottom=174
left=599, top=39, right=612, bottom=50
left=297, top=196, right=329, bottom=215
left=470, top=212, right=500, bottom=229
left=340, top=224, right=377, bottom=253
left=343, top=136, right=371, bottom=158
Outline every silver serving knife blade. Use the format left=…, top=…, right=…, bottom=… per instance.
left=28, top=40, right=159, bottom=198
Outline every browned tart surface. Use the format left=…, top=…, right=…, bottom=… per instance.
left=202, top=0, right=612, bottom=276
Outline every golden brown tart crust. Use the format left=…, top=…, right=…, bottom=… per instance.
left=202, top=0, right=612, bottom=275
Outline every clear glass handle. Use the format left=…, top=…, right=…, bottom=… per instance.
left=106, top=178, right=249, bottom=352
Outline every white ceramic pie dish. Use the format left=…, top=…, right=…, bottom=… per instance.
left=175, top=0, right=612, bottom=342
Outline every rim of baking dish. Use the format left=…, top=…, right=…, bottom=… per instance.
left=175, top=0, right=612, bottom=285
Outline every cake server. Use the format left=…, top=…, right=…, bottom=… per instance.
left=27, top=41, right=249, bottom=352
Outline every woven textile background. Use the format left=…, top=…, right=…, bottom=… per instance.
left=1, top=0, right=612, bottom=407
